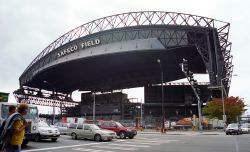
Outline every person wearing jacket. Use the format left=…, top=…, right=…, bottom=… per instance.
left=5, top=103, right=28, bottom=152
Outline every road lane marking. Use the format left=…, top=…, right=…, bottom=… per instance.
left=72, top=148, right=93, bottom=151
left=234, top=137, right=239, bottom=152
left=92, top=145, right=136, bottom=151
left=108, top=143, right=151, bottom=148
left=91, top=150, right=113, bottom=152
left=72, top=148, right=114, bottom=152
left=130, top=139, right=176, bottom=144
left=121, top=141, right=161, bottom=145
left=23, top=143, right=101, bottom=152
left=129, top=140, right=159, bottom=143
left=123, top=139, right=178, bottom=145
left=23, top=137, right=179, bottom=152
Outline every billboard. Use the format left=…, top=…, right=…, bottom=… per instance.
left=0, top=92, right=9, bottom=102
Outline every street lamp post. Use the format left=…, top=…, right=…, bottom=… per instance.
left=43, top=81, right=56, bottom=124
left=157, top=59, right=165, bottom=133
left=220, top=76, right=237, bottom=125
left=93, top=92, right=96, bottom=122
left=141, top=99, right=143, bottom=127
left=220, top=78, right=227, bottom=126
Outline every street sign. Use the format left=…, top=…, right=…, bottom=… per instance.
left=0, top=92, right=9, bottom=102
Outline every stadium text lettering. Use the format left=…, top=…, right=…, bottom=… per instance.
left=57, top=45, right=78, bottom=58
left=57, top=39, right=101, bottom=58
left=81, top=39, right=100, bottom=48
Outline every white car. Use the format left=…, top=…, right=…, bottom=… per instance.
left=225, top=123, right=242, bottom=135
left=35, top=120, right=60, bottom=142
left=71, top=124, right=116, bottom=141
left=241, top=123, right=250, bottom=134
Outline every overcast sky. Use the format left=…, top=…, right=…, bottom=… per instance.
left=1, top=0, right=250, bottom=115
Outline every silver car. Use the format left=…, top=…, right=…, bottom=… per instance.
left=71, top=124, right=116, bottom=141
left=240, top=123, right=250, bottom=134
left=53, top=122, right=70, bottom=135
left=225, top=123, right=242, bottom=135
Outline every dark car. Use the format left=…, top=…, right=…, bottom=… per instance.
left=97, top=120, right=137, bottom=139
left=225, top=123, right=242, bottom=135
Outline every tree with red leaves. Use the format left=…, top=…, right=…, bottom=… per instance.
left=203, top=96, right=246, bottom=123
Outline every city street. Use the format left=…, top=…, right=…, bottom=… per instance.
left=22, top=133, right=250, bottom=152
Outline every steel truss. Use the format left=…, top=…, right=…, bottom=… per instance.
left=18, top=11, right=233, bottom=105
left=13, top=87, right=78, bottom=108
left=21, top=11, right=233, bottom=87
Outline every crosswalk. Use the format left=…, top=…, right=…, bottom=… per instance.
left=71, top=138, right=178, bottom=152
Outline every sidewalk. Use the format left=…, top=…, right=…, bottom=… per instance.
left=137, top=129, right=225, bottom=135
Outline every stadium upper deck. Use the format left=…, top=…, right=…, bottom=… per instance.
left=18, top=11, right=233, bottom=94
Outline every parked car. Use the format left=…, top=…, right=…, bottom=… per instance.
left=240, top=123, right=250, bottom=134
left=225, top=123, right=242, bottom=135
left=70, top=123, right=116, bottom=141
left=35, top=120, right=60, bottom=142
left=97, top=120, right=137, bottom=139
left=53, top=122, right=70, bottom=135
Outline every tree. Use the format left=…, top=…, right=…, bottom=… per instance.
left=203, top=96, right=246, bottom=123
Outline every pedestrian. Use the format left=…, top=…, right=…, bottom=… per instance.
left=8, top=105, right=17, bottom=117
left=0, top=105, right=17, bottom=151
left=4, top=103, right=28, bottom=152
left=8, top=105, right=17, bottom=118
left=0, top=105, right=17, bottom=135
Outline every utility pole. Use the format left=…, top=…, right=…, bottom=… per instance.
left=180, top=59, right=202, bottom=131
left=141, top=99, right=143, bottom=127
left=93, top=92, right=96, bottom=122
left=221, top=78, right=227, bottom=126
left=157, top=59, right=165, bottom=133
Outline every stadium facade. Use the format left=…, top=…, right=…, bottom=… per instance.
left=14, top=11, right=233, bottom=125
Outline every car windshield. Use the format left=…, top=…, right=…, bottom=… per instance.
left=241, top=123, right=249, bottom=128
left=24, top=107, right=39, bottom=120
left=115, top=122, right=124, bottom=127
left=90, top=124, right=101, bottom=130
left=39, top=121, right=50, bottom=127
left=228, top=124, right=238, bottom=128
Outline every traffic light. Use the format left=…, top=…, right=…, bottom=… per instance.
left=196, top=88, right=201, bottom=97
left=188, top=71, right=194, bottom=82
left=182, top=58, right=189, bottom=73
left=179, top=59, right=201, bottom=99
left=193, top=80, right=198, bottom=88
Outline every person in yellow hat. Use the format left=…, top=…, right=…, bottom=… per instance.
left=5, top=103, right=28, bottom=152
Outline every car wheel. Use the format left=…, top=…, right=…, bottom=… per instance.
left=226, top=133, right=228, bottom=135
left=119, top=132, right=126, bottom=139
left=51, top=138, right=57, bottom=142
left=71, top=133, right=77, bottom=140
left=94, top=134, right=102, bottom=142
left=34, top=134, right=40, bottom=142
left=129, top=136, right=134, bottom=139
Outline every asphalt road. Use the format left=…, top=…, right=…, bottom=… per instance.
left=22, top=133, right=250, bottom=152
